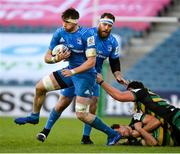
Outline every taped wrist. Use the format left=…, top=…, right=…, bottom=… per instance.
left=70, top=69, right=76, bottom=75
left=98, top=80, right=104, bottom=85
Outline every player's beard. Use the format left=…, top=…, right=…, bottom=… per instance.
left=98, top=28, right=110, bottom=39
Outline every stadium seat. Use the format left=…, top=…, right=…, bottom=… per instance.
left=115, top=28, right=180, bottom=92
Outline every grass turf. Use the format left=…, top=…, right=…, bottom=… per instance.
left=0, top=117, right=180, bottom=153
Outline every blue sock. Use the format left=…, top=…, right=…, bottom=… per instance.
left=45, top=108, right=62, bottom=130
left=30, top=112, right=40, bottom=119
left=83, top=123, right=92, bottom=136
left=90, top=116, right=117, bottom=138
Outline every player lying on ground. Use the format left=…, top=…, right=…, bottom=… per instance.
left=14, top=8, right=121, bottom=146
left=36, top=12, right=127, bottom=144
left=96, top=73, right=180, bottom=145
left=111, top=113, right=176, bottom=146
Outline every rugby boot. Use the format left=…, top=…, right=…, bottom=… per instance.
left=14, top=115, right=39, bottom=125
left=81, top=135, right=94, bottom=144
left=36, top=128, right=50, bottom=142
left=106, top=133, right=121, bottom=146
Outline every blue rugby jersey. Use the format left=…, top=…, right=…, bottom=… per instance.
left=89, top=27, right=120, bottom=73
left=60, top=27, right=121, bottom=97
left=49, top=26, right=96, bottom=73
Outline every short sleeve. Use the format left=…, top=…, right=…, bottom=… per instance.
left=109, top=34, right=122, bottom=59
left=49, top=29, right=61, bottom=51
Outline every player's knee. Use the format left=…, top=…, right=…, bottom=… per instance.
left=76, top=112, right=87, bottom=121
left=75, top=102, right=88, bottom=122
left=35, top=81, right=47, bottom=95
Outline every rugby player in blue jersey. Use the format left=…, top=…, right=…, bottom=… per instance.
left=14, top=8, right=122, bottom=146
left=36, top=12, right=127, bottom=144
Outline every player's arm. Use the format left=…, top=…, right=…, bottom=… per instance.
left=142, top=114, right=161, bottom=132
left=134, top=122, right=158, bottom=146
left=97, top=73, right=135, bottom=102
left=109, top=58, right=127, bottom=86
left=44, top=49, right=70, bottom=64
left=62, top=33, right=96, bottom=77
left=61, top=49, right=96, bottom=77
left=109, top=36, right=127, bottom=86
left=131, top=113, right=161, bottom=137
left=71, top=48, right=96, bottom=74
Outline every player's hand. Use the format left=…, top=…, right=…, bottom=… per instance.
left=96, top=73, right=103, bottom=83
left=116, top=76, right=128, bottom=86
left=55, top=50, right=71, bottom=62
left=61, top=69, right=73, bottom=77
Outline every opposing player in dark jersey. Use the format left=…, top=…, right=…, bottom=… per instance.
left=36, top=12, right=127, bottom=144
left=96, top=73, right=180, bottom=145
left=111, top=113, right=176, bottom=146
left=14, top=8, right=121, bottom=146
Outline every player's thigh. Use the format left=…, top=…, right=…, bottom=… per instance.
left=36, top=73, right=59, bottom=91
left=60, top=86, right=75, bottom=97
left=53, top=69, right=73, bottom=88
left=72, top=73, right=96, bottom=97
left=39, top=73, right=62, bottom=91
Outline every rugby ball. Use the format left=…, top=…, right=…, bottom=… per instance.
left=52, top=44, right=68, bottom=56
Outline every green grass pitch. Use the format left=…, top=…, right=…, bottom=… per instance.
left=1, top=117, right=180, bottom=153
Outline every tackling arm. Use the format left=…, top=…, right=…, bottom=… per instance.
left=97, top=74, right=135, bottom=102
left=142, top=114, right=161, bottom=132
left=109, top=57, right=127, bottom=86
left=134, top=122, right=158, bottom=146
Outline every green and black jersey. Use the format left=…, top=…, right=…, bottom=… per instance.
left=152, top=125, right=174, bottom=146
left=131, top=88, right=179, bottom=125
left=129, top=115, right=175, bottom=146
left=131, top=88, right=180, bottom=145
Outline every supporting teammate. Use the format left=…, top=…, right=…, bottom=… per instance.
left=14, top=8, right=121, bottom=146
left=36, top=12, right=127, bottom=144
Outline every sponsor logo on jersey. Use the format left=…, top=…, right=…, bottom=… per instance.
left=97, top=50, right=103, bottom=54
left=71, top=49, right=84, bottom=53
left=97, top=54, right=106, bottom=59
left=68, top=44, right=74, bottom=48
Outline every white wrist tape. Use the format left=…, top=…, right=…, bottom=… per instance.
left=70, top=69, right=76, bottom=75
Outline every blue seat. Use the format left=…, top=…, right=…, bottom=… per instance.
left=122, top=28, right=180, bottom=92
